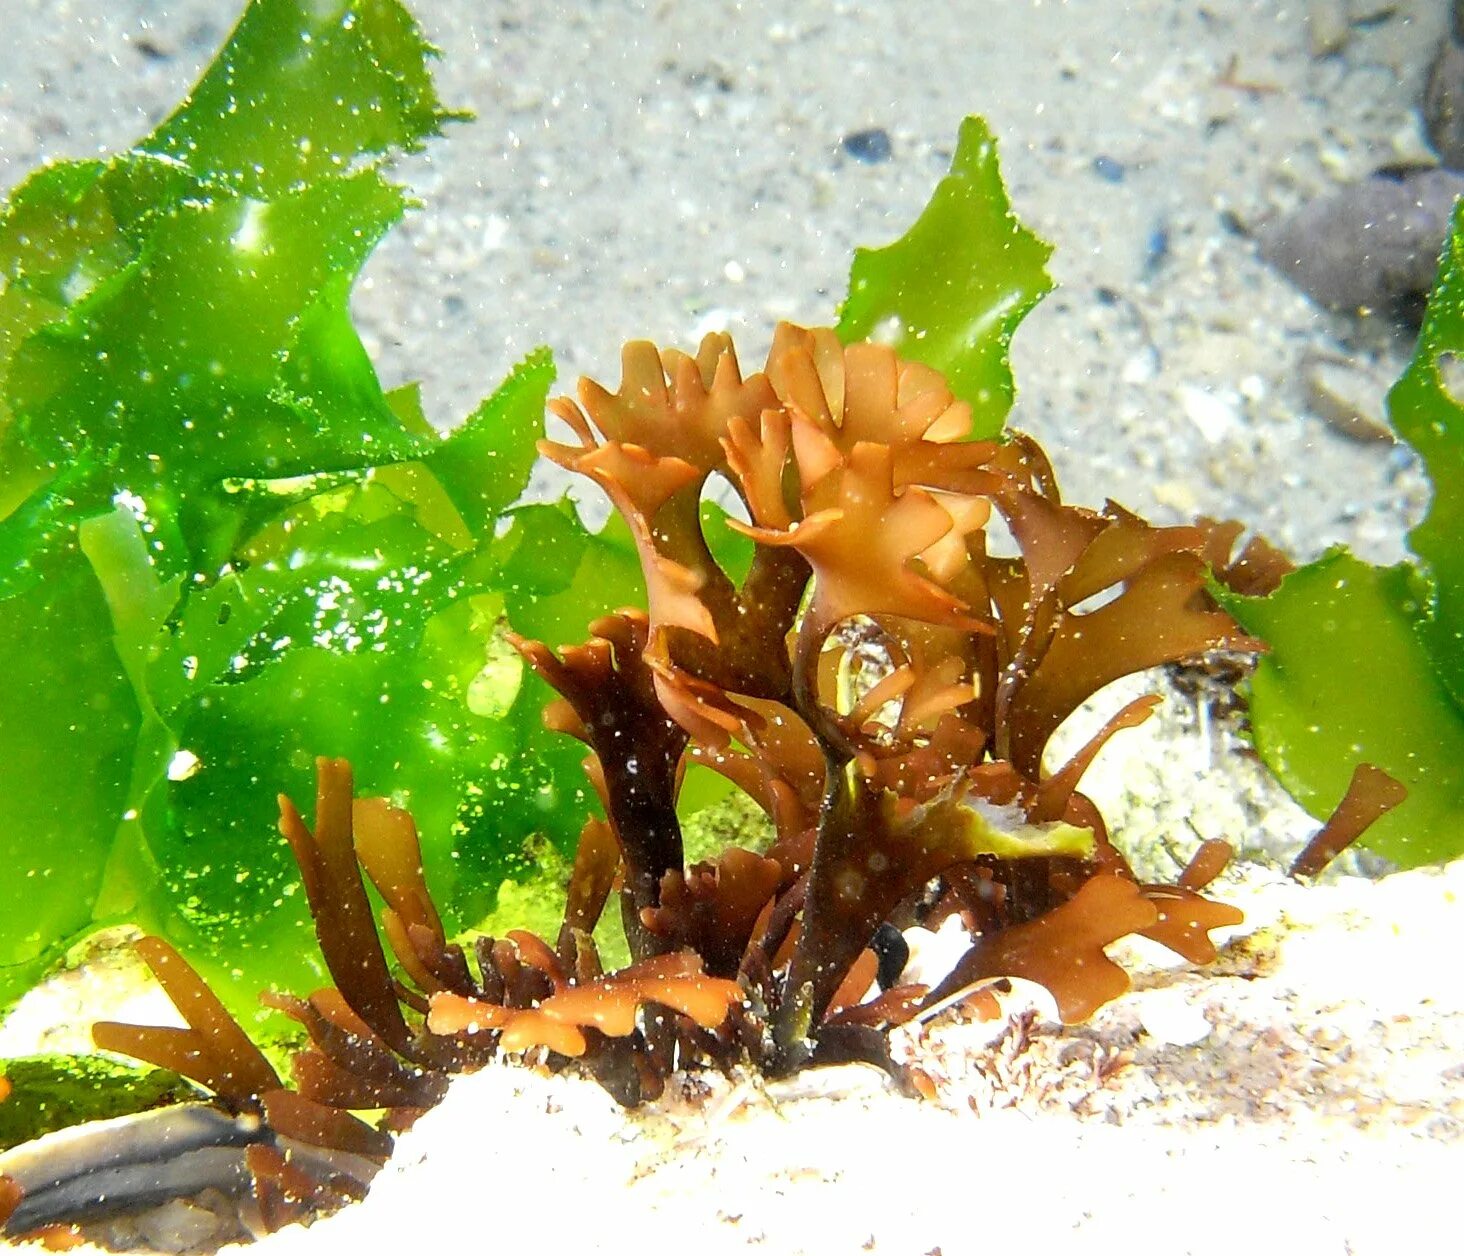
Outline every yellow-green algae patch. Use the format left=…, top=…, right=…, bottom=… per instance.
left=0, top=1056, right=201, bottom=1151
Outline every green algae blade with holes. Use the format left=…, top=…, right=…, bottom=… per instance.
left=836, top=116, right=1053, bottom=440
left=1386, top=201, right=1464, bottom=710
left=1219, top=205, right=1464, bottom=869
left=1217, top=553, right=1464, bottom=867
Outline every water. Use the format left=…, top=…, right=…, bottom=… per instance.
left=0, top=4, right=1459, bottom=1251
left=0, top=0, right=1435, bottom=561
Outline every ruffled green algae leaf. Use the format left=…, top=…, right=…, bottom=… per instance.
left=0, top=1056, right=202, bottom=1151
left=0, top=2, right=599, bottom=1025
left=0, top=157, right=198, bottom=369
left=0, top=156, right=200, bottom=520
left=6, top=166, right=423, bottom=570
left=1386, top=200, right=1464, bottom=709
left=1217, top=206, right=1464, bottom=869
left=0, top=533, right=140, bottom=1006
left=490, top=502, right=646, bottom=646
left=91, top=367, right=574, bottom=1023
left=5, top=434, right=593, bottom=1023
left=1, top=0, right=460, bottom=573
left=836, top=116, right=1053, bottom=439
left=423, top=348, right=554, bottom=534
left=1217, top=552, right=1464, bottom=867
left=140, top=0, right=459, bottom=199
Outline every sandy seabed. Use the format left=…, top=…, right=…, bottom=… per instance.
left=199, top=854, right=1464, bottom=1256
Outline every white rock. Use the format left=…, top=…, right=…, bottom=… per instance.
left=900, top=915, right=974, bottom=988
left=1178, top=383, right=1240, bottom=444
left=1132, top=986, right=1213, bottom=1046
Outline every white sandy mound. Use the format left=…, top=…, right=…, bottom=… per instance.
left=242, top=859, right=1463, bottom=1256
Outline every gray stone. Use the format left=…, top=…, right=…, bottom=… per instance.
left=1255, top=166, right=1464, bottom=313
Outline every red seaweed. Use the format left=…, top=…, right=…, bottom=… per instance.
left=72, top=328, right=1406, bottom=1234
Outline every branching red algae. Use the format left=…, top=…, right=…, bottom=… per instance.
left=525, top=325, right=1271, bottom=1063
left=66, top=327, right=1405, bottom=1235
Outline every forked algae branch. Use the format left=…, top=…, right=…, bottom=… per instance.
left=0, top=325, right=1405, bottom=1237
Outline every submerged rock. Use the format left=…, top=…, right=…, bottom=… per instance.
left=1425, top=26, right=1464, bottom=167
left=1303, top=355, right=1396, bottom=443
left=1255, top=166, right=1464, bottom=315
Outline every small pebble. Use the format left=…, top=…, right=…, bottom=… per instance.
left=1303, top=356, right=1394, bottom=443
left=133, top=1197, right=239, bottom=1252
left=1092, top=154, right=1125, bottom=183
left=1306, top=0, right=1350, bottom=57
left=842, top=128, right=893, bottom=163
left=1349, top=1, right=1398, bottom=25
left=689, top=306, right=737, bottom=341
left=1121, top=348, right=1158, bottom=384
left=1179, top=383, right=1240, bottom=443
left=900, top=916, right=971, bottom=989
left=1386, top=444, right=1416, bottom=477
left=1437, top=45, right=1464, bottom=140
left=1142, top=221, right=1170, bottom=276
left=132, top=37, right=173, bottom=62
left=1152, top=478, right=1199, bottom=514
left=1133, top=988, right=1213, bottom=1047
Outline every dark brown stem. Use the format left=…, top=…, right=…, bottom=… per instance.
left=589, top=700, right=687, bottom=961
left=770, top=611, right=885, bottom=1065
left=771, top=754, right=882, bottom=1068
left=665, top=544, right=810, bottom=701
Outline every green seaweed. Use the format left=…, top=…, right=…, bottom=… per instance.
left=1218, top=553, right=1464, bottom=866
left=0, top=1056, right=201, bottom=1152
left=1388, top=206, right=1464, bottom=710
left=837, top=116, right=1053, bottom=439
left=0, top=0, right=602, bottom=1023
left=1219, top=204, right=1464, bottom=868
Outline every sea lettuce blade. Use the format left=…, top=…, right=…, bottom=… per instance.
left=7, top=169, right=421, bottom=508
left=122, top=361, right=570, bottom=1020
left=836, top=116, right=1053, bottom=439
left=1386, top=201, right=1464, bottom=708
left=0, top=0, right=589, bottom=1023
left=0, top=157, right=200, bottom=519
left=0, top=540, right=139, bottom=1002
left=1217, top=552, right=1464, bottom=867
left=424, top=349, right=555, bottom=533
left=141, top=0, right=456, bottom=198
